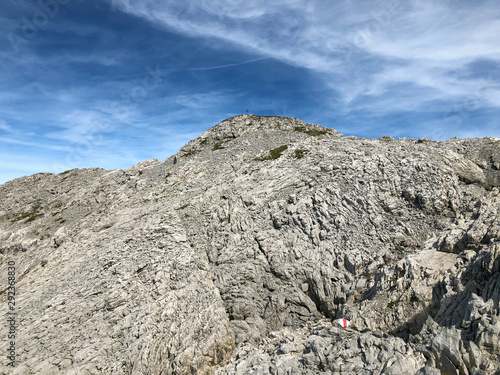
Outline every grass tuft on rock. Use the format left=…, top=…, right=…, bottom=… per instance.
left=212, top=143, right=225, bottom=151
left=253, top=145, right=288, bottom=161
left=293, top=149, right=307, bottom=159
left=294, top=127, right=330, bottom=136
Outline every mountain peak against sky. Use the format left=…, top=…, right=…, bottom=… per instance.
left=200, top=114, right=338, bottom=139
left=176, top=114, right=342, bottom=160
left=1, top=1, right=499, bottom=184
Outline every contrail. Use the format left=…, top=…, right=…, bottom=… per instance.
left=183, top=57, right=270, bottom=71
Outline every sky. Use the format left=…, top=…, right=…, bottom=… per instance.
left=1, top=0, right=499, bottom=184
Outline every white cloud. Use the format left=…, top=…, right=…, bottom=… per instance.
left=0, top=137, right=73, bottom=152
left=0, top=120, right=16, bottom=134
left=174, top=90, right=243, bottom=109
left=110, top=0, right=500, bottom=117
left=365, top=4, right=500, bottom=62
left=46, top=110, right=116, bottom=143
left=483, top=88, right=500, bottom=107
left=110, top=0, right=347, bottom=73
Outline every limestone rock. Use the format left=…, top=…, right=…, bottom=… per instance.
left=1, top=115, right=499, bottom=374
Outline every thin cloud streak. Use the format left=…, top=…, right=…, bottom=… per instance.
left=183, top=57, right=270, bottom=71
left=0, top=120, right=17, bottom=134
left=0, top=137, right=73, bottom=152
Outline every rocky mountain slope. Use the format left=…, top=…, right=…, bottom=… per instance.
left=0, top=114, right=499, bottom=374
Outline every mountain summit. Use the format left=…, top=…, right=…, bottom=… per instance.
left=1, top=115, right=499, bottom=374
left=178, top=114, right=339, bottom=157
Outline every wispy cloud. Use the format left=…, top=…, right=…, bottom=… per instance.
left=0, top=137, right=72, bottom=152
left=46, top=110, right=115, bottom=143
left=183, top=57, right=270, bottom=71
left=110, top=0, right=500, bottom=118
left=0, top=120, right=17, bottom=134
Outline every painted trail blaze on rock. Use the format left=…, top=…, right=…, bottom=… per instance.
left=335, top=318, right=351, bottom=328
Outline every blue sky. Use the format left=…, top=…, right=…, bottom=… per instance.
left=1, top=0, right=499, bottom=184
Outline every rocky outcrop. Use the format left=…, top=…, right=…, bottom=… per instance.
left=0, top=115, right=499, bottom=374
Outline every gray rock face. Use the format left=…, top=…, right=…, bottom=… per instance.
left=0, top=114, right=499, bottom=374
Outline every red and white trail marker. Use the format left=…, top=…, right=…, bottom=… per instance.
left=334, top=318, right=351, bottom=328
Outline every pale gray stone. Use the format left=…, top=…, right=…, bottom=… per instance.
left=0, top=115, right=499, bottom=374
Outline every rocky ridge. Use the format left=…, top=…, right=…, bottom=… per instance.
left=0, top=114, right=499, bottom=374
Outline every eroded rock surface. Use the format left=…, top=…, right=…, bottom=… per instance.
left=0, top=115, right=499, bottom=374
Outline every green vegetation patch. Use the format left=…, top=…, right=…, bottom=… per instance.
left=24, top=212, right=44, bottom=223
left=253, top=145, right=288, bottom=161
left=379, top=135, right=395, bottom=143
left=294, top=126, right=330, bottom=136
left=293, top=149, right=308, bottom=159
left=180, top=149, right=198, bottom=158
left=11, top=204, right=44, bottom=223
left=387, top=301, right=397, bottom=309
left=212, top=143, right=225, bottom=151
